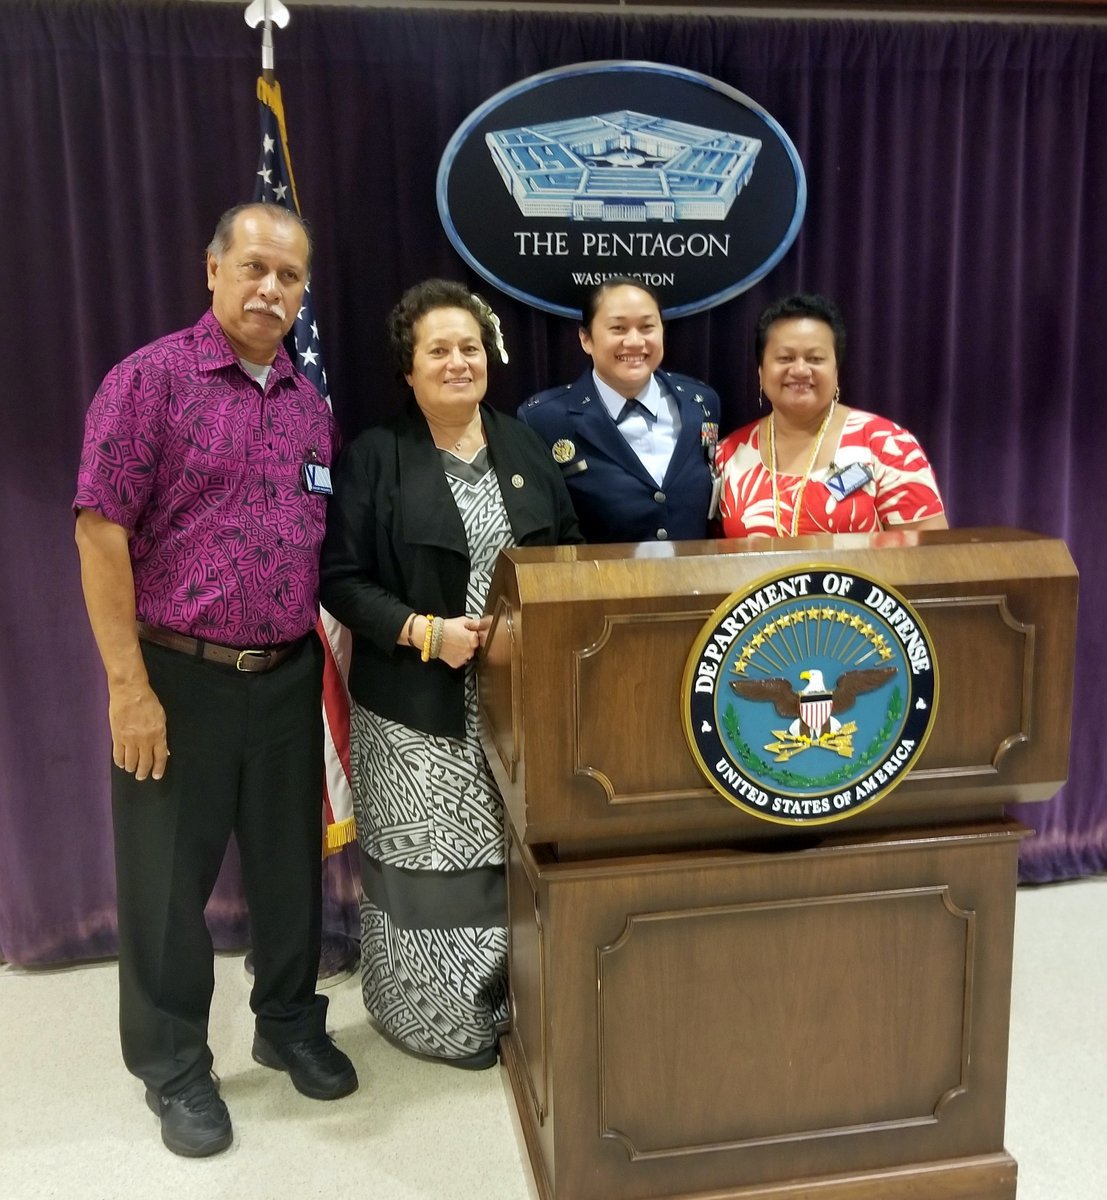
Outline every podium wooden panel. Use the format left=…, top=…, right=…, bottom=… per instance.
left=479, top=529, right=1076, bottom=1200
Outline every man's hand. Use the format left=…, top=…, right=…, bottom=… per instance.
left=108, top=682, right=169, bottom=781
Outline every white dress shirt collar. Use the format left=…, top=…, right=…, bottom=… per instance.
left=592, top=370, right=664, bottom=421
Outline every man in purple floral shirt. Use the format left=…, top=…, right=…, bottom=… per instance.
left=74, top=203, right=357, bottom=1158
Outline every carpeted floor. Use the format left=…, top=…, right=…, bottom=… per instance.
left=2, top=876, right=1104, bottom=1200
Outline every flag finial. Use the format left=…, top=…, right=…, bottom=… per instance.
left=245, top=0, right=291, bottom=79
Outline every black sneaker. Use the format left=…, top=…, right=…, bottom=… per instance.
left=252, top=1032, right=358, bottom=1100
left=145, top=1075, right=232, bottom=1158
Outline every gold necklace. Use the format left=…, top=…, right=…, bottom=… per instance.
left=769, top=399, right=836, bottom=537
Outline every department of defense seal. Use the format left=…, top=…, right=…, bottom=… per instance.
left=681, top=566, right=938, bottom=825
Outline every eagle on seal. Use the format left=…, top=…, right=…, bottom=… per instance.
left=730, top=667, right=895, bottom=739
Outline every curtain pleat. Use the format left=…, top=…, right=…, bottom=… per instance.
left=2, top=0, right=1103, bottom=961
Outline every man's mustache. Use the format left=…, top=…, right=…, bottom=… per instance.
left=244, top=300, right=287, bottom=321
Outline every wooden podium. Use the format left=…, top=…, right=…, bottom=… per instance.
left=479, top=528, right=1076, bottom=1200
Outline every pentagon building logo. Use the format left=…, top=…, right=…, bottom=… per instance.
left=484, top=111, right=761, bottom=223
left=438, top=61, right=805, bottom=318
left=681, top=567, right=939, bottom=826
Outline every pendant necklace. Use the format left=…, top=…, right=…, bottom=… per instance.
left=769, top=399, right=836, bottom=537
left=444, top=414, right=480, bottom=454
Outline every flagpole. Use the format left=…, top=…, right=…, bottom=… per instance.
left=245, top=0, right=290, bottom=87
left=244, top=0, right=360, bottom=985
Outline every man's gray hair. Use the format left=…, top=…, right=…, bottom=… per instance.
left=206, top=202, right=314, bottom=270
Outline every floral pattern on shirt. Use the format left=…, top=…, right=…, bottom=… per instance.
left=716, top=408, right=944, bottom=537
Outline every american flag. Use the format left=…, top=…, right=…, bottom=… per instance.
left=254, top=76, right=355, bottom=853
left=254, top=79, right=328, bottom=399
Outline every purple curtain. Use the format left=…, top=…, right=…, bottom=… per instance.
left=1, top=0, right=1102, bottom=963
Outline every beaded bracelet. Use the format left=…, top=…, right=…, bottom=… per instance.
left=429, top=616, right=445, bottom=661
left=405, top=612, right=419, bottom=649
left=420, top=614, right=436, bottom=663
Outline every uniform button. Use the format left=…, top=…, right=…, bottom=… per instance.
left=654, top=490, right=666, bottom=503
left=656, top=528, right=669, bottom=540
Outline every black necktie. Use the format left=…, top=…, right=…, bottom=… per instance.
left=616, top=397, right=654, bottom=426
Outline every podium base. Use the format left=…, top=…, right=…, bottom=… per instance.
left=502, top=821, right=1025, bottom=1200
left=502, top=1033, right=1016, bottom=1200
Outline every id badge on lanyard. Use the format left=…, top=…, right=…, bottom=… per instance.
left=825, top=462, right=872, bottom=501
left=301, top=448, right=333, bottom=495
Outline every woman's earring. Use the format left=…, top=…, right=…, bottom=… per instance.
left=834, top=385, right=841, bottom=404
left=758, top=388, right=765, bottom=410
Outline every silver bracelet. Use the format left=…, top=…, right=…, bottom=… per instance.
left=429, top=615, right=445, bottom=660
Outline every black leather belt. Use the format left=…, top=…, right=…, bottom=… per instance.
left=137, top=622, right=304, bottom=673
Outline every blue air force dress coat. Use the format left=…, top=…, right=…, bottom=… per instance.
left=517, top=369, right=721, bottom=543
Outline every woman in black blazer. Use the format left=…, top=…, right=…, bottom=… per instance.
left=321, top=280, right=581, bottom=1070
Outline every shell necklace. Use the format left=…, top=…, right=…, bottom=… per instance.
left=768, top=398, right=836, bottom=537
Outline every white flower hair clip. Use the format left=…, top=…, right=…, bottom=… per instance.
left=473, top=293, right=510, bottom=364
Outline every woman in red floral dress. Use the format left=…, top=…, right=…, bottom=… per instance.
left=717, top=294, right=948, bottom=538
